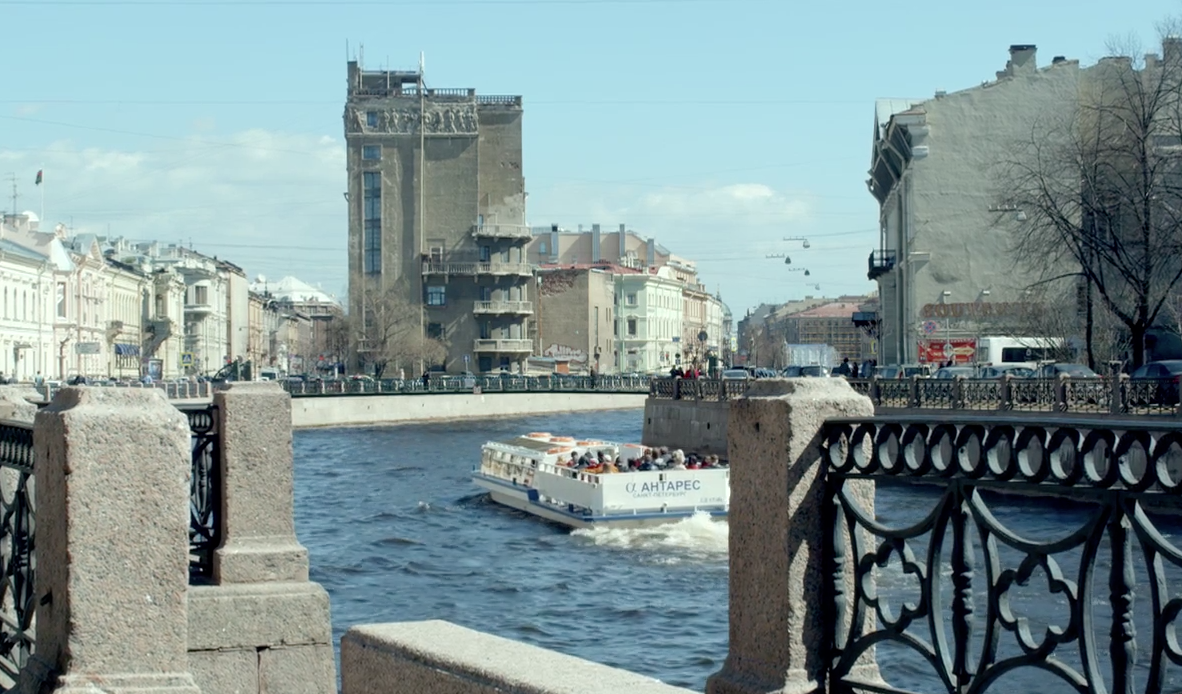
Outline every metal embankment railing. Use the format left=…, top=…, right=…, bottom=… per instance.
left=821, top=414, right=1182, bottom=693
left=648, top=376, right=1182, bottom=416
left=180, top=405, right=220, bottom=583
left=0, top=420, right=34, bottom=686
left=280, top=373, right=653, bottom=397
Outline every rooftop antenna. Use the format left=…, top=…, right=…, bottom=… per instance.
left=359, top=43, right=364, bottom=70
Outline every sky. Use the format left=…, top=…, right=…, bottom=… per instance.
left=2, top=0, right=1180, bottom=316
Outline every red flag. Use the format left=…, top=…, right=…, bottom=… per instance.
left=34, top=170, right=42, bottom=186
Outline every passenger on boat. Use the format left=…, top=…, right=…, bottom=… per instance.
left=686, top=455, right=701, bottom=470
left=601, top=456, right=619, bottom=473
left=667, top=450, right=687, bottom=470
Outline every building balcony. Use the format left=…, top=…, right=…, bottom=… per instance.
left=472, top=300, right=534, bottom=315
left=184, top=302, right=214, bottom=316
left=422, top=260, right=533, bottom=277
left=867, top=250, right=897, bottom=281
left=472, top=224, right=532, bottom=241
left=473, top=339, right=533, bottom=353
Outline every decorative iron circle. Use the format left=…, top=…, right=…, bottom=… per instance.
left=1115, top=431, right=1153, bottom=491
left=1152, top=433, right=1182, bottom=491
left=876, top=424, right=903, bottom=474
left=1080, top=429, right=1118, bottom=487
left=929, top=425, right=957, bottom=476
left=825, top=425, right=851, bottom=472
left=1015, top=427, right=1048, bottom=482
left=850, top=423, right=877, bottom=472
left=1047, top=428, right=1082, bottom=485
left=956, top=425, right=987, bottom=478
left=900, top=424, right=930, bottom=475
left=984, top=425, right=1016, bottom=479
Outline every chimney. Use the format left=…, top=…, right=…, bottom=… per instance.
left=1164, top=35, right=1182, bottom=64
left=1052, top=55, right=1067, bottom=65
left=591, top=223, right=601, bottom=263
left=618, top=223, right=626, bottom=258
left=1007, top=44, right=1037, bottom=75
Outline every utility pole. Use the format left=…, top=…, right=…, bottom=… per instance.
left=6, top=173, right=18, bottom=216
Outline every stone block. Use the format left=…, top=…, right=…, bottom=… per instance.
left=20, top=387, right=199, bottom=694
left=341, top=620, right=695, bottom=694
left=213, top=381, right=309, bottom=584
left=188, top=582, right=333, bottom=651
left=706, top=379, right=875, bottom=694
left=259, top=644, right=337, bottom=694
left=0, top=384, right=42, bottom=422
left=189, top=648, right=258, bottom=694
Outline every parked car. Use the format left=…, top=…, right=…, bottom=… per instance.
left=752, top=368, right=778, bottom=379
left=799, top=365, right=830, bottom=378
left=721, top=369, right=750, bottom=380
left=1128, top=360, right=1182, bottom=406
left=977, top=365, right=1036, bottom=379
left=781, top=366, right=803, bottom=377
left=932, top=366, right=977, bottom=380
left=1037, top=363, right=1100, bottom=379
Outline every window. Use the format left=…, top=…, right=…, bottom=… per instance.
left=426, top=286, right=446, bottom=306
left=362, top=145, right=381, bottom=161
left=427, top=322, right=445, bottom=339
left=56, top=283, right=66, bottom=318
left=479, top=246, right=491, bottom=262
left=366, top=111, right=378, bottom=128
left=539, top=241, right=548, bottom=255
left=480, top=322, right=491, bottom=340
left=194, top=286, right=208, bottom=305
left=626, top=293, right=637, bottom=306
left=614, top=319, right=619, bottom=336
left=500, top=248, right=510, bottom=263
left=627, top=318, right=637, bottom=337
left=479, top=286, right=492, bottom=302
left=363, top=172, right=382, bottom=274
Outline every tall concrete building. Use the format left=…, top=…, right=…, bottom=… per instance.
left=344, top=62, right=531, bottom=374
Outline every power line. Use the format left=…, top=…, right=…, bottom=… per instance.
left=0, top=0, right=770, bottom=4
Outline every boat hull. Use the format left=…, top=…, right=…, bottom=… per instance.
left=473, top=473, right=725, bottom=530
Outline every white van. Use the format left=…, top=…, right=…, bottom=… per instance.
left=976, top=337, right=1062, bottom=369
left=258, top=368, right=282, bottom=381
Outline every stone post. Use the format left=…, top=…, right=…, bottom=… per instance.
left=1056, top=374, right=1069, bottom=412
left=1000, top=374, right=1013, bottom=411
left=20, top=388, right=201, bottom=694
left=706, top=379, right=875, bottom=694
left=187, top=381, right=335, bottom=694
left=868, top=376, right=881, bottom=407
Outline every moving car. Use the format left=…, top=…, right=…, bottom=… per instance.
left=1128, top=360, right=1182, bottom=407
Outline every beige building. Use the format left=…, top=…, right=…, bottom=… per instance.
left=344, top=62, right=531, bottom=374
left=535, top=266, right=617, bottom=373
left=527, top=224, right=697, bottom=279
left=868, top=44, right=1083, bottom=365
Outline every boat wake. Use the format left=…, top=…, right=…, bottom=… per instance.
left=570, top=512, right=728, bottom=564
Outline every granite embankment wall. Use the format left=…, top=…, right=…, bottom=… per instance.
left=641, top=397, right=729, bottom=456
left=291, top=392, right=647, bottom=429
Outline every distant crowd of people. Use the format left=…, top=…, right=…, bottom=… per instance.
left=560, top=446, right=726, bottom=474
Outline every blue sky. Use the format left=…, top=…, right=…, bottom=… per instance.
left=1, top=0, right=1178, bottom=314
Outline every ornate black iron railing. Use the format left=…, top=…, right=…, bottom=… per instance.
left=821, top=415, right=1182, bottom=694
left=0, top=421, right=34, bottom=684
left=183, top=405, right=220, bottom=582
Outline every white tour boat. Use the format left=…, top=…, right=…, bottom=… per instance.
left=472, top=433, right=729, bottom=529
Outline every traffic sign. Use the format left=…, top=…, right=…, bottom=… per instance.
left=943, top=342, right=955, bottom=359
left=463, top=354, right=470, bottom=364
left=181, top=352, right=194, bottom=367
left=922, top=320, right=938, bottom=335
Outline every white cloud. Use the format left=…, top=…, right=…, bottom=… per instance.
left=0, top=130, right=349, bottom=297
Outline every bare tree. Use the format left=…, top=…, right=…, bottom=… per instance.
left=352, top=284, right=447, bottom=379
left=1003, top=26, right=1182, bottom=368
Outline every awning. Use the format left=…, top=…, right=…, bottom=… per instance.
left=114, top=343, right=141, bottom=356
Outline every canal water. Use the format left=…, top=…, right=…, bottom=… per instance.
left=294, top=409, right=728, bottom=691
left=294, top=409, right=1182, bottom=693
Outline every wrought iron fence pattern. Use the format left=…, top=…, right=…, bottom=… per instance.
left=0, top=421, right=34, bottom=683
left=960, top=379, right=1003, bottom=411
left=184, top=406, right=220, bottom=582
left=282, top=374, right=652, bottom=396
left=822, top=416, right=1182, bottom=694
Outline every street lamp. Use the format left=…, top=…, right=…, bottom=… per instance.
left=787, top=268, right=811, bottom=276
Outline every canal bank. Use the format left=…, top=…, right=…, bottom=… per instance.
left=292, top=392, right=648, bottom=428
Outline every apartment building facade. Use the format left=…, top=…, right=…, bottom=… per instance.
left=867, top=45, right=1082, bottom=365
left=344, top=61, right=531, bottom=374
